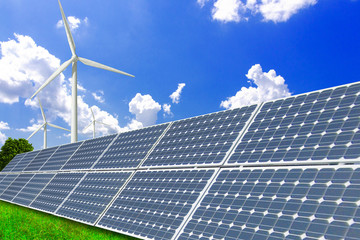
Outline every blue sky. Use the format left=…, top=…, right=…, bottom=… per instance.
left=0, top=0, right=359, bottom=150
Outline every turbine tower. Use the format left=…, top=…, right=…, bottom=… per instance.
left=27, top=97, right=70, bottom=149
left=84, top=107, right=112, bottom=139
left=30, top=0, right=134, bottom=143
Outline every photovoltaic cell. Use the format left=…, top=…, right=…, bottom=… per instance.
left=30, top=172, right=85, bottom=213
left=177, top=166, right=360, bottom=240
left=0, top=174, right=18, bottom=195
left=143, top=105, right=257, bottom=167
left=11, top=151, right=40, bottom=172
left=228, top=83, right=360, bottom=165
left=40, top=142, right=82, bottom=171
left=93, top=124, right=169, bottom=170
left=12, top=173, right=55, bottom=206
left=97, top=169, right=215, bottom=240
left=56, top=171, right=132, bottom=224
left=61, top=135, right=116, bottom=170
left=24, top=147, right=58, bottom=172
left=0, top=174, right=34, bottom=201
left=1, top=153, right=27, bottom=172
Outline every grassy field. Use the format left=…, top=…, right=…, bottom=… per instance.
left=0, top=200, right=139, bottom=240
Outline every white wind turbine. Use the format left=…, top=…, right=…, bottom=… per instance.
left=30, top=0, right=134, bottom=143
left=27, top=97, right=70, bottom=149
left=84, top=107, right=112, bottom=139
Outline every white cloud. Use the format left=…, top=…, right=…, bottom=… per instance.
left=170, top=83, right=186, bottom=104
left=17, top=122, right=43, bottom=133
left=212, top=0, right=246, bottom=23
left=129, top=93, right=161, bottom=127
left=198, top=0, right=317, bottom=23
left=0, top=34, right=140, bottom=139
left=92, top=90, right=105, bottom=103
left=0, top=131, right=6, bottom=145
left=0, top=121, right=10, bottom=130
left=56, top=16, right=88, bottom=31
left=162, top=103, right=173, bottom=117
left=221, top=64, right=291, bottom=109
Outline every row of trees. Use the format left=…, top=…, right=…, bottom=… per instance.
left=0, top=138, right=33, bottom=171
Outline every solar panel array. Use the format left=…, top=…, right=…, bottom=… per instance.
left=1, top=81, right=359, bottom=240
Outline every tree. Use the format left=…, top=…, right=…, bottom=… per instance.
left=0, top=138, right=34, bottom=171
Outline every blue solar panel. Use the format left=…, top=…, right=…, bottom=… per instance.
left=30, top=173, right=85, bottom=213
left=61, top=134, right=117, bottom=170
left=93, top=124, right=169, bottom=170
left=1, top=153, right=27, bottom=172
left=142, top=105, right=257, bottom=167
left=23, top=147, right=59, bottom=172
left=40, top=142, right=82, bottom=171
left=228, top=83, right=360, bottom=165
left=97, top=169, right=215, bottom=240
left=12, top=173, right=55, bottom=206
left=177, top=166, right=360, bottom=240
left=11, top=151, right=40, bottom=172
left=0, top=174, right=34, bottom=201
left=0, top=174, right=18, bottom=196
left=56, top=171, right=132, bottom=224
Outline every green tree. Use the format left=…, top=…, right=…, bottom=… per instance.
left=0, top=138, right=33, bottom=171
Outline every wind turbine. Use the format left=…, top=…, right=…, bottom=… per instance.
left=30, top=0, right=134, bottom=143
left=27, top=97, right=70, bottom=149
left=84, top=107, right=112, bottom=139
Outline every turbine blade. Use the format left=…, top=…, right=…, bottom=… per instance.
left=27, top=123, right=45, bottom=140
left=84, top=121, right=93, bottom=131
left=58, top=0, right=76, bottom=56
left=37, top=96, right=46, bottom=122
left=95, top=121, right=112, bottom=127
left=30, top=57, right=74, bottom=99
left=91, top=107, right=95, bottom=121
left=78, top=57, right=134, bottom=77
left=48, top=122, right=71, bottom=132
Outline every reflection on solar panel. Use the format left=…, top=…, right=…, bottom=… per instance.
left=97, top=169, right=215, bottom=240
left=1, top=153, right=27, bottom=172
left=40, top=142, right=82, bottom=171
left=228, top=83, right=360, bottom=165
left=62, top=135, right=116, bottom=170
left=30, top=173, right=85, bottom=213
left=177, top=166, right=360, bottom=240
left=24, top=147, right=58, bottom=172
left=12, top=173, right=55, bottom=206
left=143, top=105, right=257, bottom=167
left=0, top=81, right=359, bottom=240
left=94, top=124, right=169, bottom=170
left=56, top=171, right=132, bottom=224
left=0, top=174, right=34, bottom=201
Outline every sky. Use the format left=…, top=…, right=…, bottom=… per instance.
left=0, top=0, right=359, bottom=150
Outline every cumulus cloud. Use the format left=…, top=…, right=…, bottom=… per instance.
left=0, top=121, right=10, bottom=130
left=170, top=83, right=186, bottom=104
left=56, top=16, right=88, bottom=31
left=129, top=93, right=161, bottom=127
left=162, top=103, right=173, bottom=117
left=92, top=90, right=105, bottom=103
left=0, top=132, right=6, bottom=145
left=0, top=34, right=139, bottom=139
left=198, top=0, right=317, bottom=23
left=221, top=64, right=291, bottom=109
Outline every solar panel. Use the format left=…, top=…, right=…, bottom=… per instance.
left=176, top=166, right=360, bottom=240
left=97, top=169, right=216, bottom=240
left=0, top=174, right=34, bottom=201
left=227, top=83, right=360, bottom=165
left=23, top=147, right=59, bottom=172
left=61, top=134, right=117, bottom=170
left=39, top=142, right=82, bottom=171
left=1, top=153, right=27, bottom=172
left=56, top=171, right=132, bottom=224
left=93, top=124, right=169, bottom=170
left=142, top=105, right=257, bottom=168
left=11, top=150, right=40, bottom=172
left=30, top=172, right=85, bottom=213
left=12, top=173, right=55, bottom=206
left=0, top=174, right=18, bottom=195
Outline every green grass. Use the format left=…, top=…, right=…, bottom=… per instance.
left=0, top=200, right=139, bottom=240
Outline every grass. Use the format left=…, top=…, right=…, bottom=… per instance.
left=0, top=200, right=139, bottom=240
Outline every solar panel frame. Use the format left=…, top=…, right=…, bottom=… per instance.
left=1, top=153, right=28, bottom=172
left=11, top=150, right=41, bottom=172
left=23, top=146, right=59, bottom=172
left=0, top=174, right=19, bottom=196
left=175, top=164, right=360, bottom=240
left=0, top=174, right=34, bottom=202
